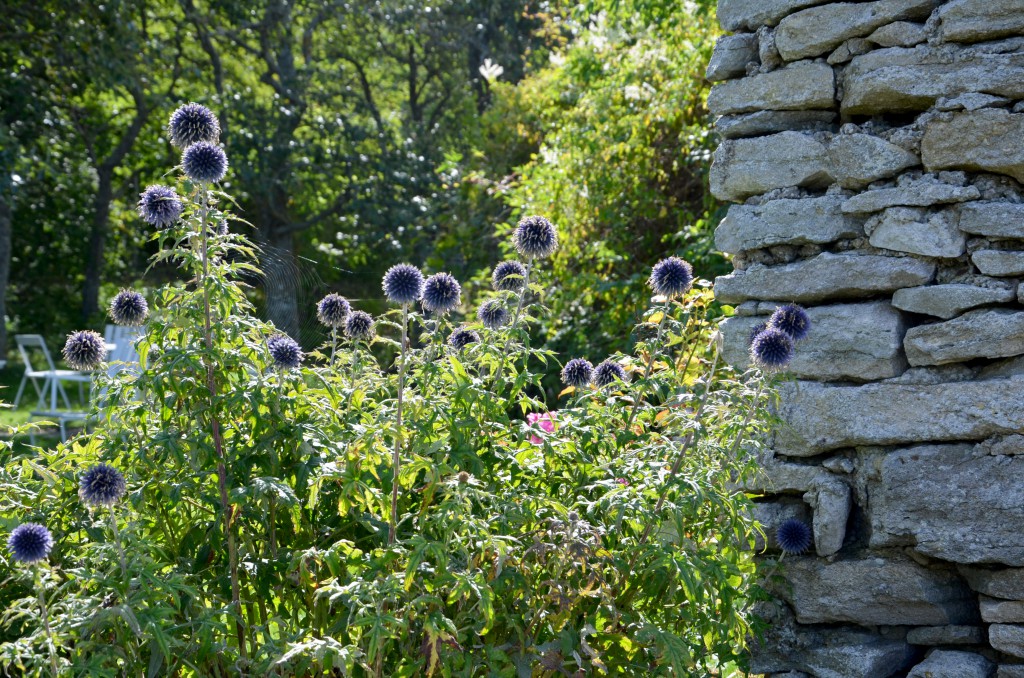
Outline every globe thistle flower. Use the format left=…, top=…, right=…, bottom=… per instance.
left=182, top=141, right=228, bottom=184
left=382, top=263, right=425, bottom=306
left=769, top=304, right=811, bottom=342
left=79, top=463, right=127, bottom=508
left=561, top=358, right=594, bottom=389
left=137, top=185, right=183, bottom=229
left=512, top=215, right=558, bottom=259
left=594, top=360, right=628, bottom=387
left=750, top=327, right=795, bottom=370
left=109, top=290, right=148, bottom=326
left=422, top=272, right=462, bottom=314
left=168, top=102, right=220, bottom=148
left=7, top=523, right=54, bottom=565
left=649, top=256, right=694, bottom=298
left=748, top=321, right=768, bottom=346
left=492, top=260, right=528, bottom=292
left=267, top=335, right=303, bottom=369
left=477, top=299, right=509, bottom=330
left=316, top=293, right=351, bottom=328
left=448, top=327, right=480, bottom=350
left=776, top=518, right=813, bottom=555
left=63, top=330, right=106, bottom=370
left=345, top=311, right=375, bottom=340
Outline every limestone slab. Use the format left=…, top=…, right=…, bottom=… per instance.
left=705, top=34, right=758, bottom=82
left=710, top=131, right=831, bottom=202
left=959, top=566, right=1024, bottom=600
left=992, top=625, right=1024, bottom=659
left=923, top=110, right=1024, bottom=183
left=906, top=625, right=987, bottom=645
left=908, top=651, right=995, bottom=678
left=830, top=134, right=920, bottom=190
left=715, top=196, right=862, bottom=253
left=973, top=250, right=1024, bottom=277
left=960, top=202, right=1024, bottom=238
left=804, top=478, right=850, bottom=557
left=707, top=61, right=835, bottom=116
left=893, top=283, right=1016, bottom=319
left=1000, top=665, right=1024, bottom=678
left=715, top=110, right=837, bottom=139
left=868, top=207, right=965, bottom=258
left=905, top=309, right=1024, bottom=366
left=939, top=0, right=1024, bottom=44
left=718, top=0, right=830, bottom=31
left=842, top=180, right=980, bottom=214
left=982, top=597, right=1024, bottom=623
left=867, top=21, right=928, bottom=48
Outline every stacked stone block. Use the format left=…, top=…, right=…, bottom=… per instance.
left=707, top=0, right=1024, bottom=675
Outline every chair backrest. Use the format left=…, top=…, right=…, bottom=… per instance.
left=15, top=334, right=57, bottom=373
left=103, top=325, right=142, bottom=378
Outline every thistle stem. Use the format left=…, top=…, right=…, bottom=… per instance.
left=624, top=304, right=671, bottom=433
left=493, top=257, right=533, bottom=386
left=35, top=566, right=59, bottom=677
left=389, top=304, right=409, bottom=545
left=330, top=326, right=337, bottom=366
left=109, top=507, right=127, bottom=587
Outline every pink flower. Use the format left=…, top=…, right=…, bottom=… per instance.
left=527, top=411, right=557, bottom=444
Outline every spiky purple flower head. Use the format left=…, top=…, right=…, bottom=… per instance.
left=345, top=311, right=375, bottom=340
left=477, top=299, right=509, bottom=330
left=776, top=518, right=813, bottom=555
left=316, top=293, right=351, bottom=328
left=748, top=321, right=768, bottom=346
left=63, top=330, right=106, bottom=370
left=138, top=185, right=183, bottom=229
left=168, top=102, right=220, bottom=148
left=512, top=215, right=558, bottom=259
left=109, top=290, right=148, bottom=326
left=594, top=360, right=628, bottom=387
left=750, top=327, right=794, bottom=370
left=649, top=257, right=694, bottom=298
left=769, top=304, right=811, bottom=342
left=268, top=335, right=303, bottom=369
left=182, top=141, right=228, bottom=184
left=422, top=272, right=462, bottom=314
left=448, top=327, right=480, bottom=350
left=79, top=463, right=127, bottom=508
left=382, top=264, right=424, bottom=306
left=561, top=358, right=594, bottom=389
left=7, top=523, right=53, bottom=565
left=492, top=260, right=528, bottom=292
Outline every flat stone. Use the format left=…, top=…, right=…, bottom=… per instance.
left=867, top=21, right=928, bottom=47
left=982, top=597, right=1024, bottom=623
left=959, top=567, right=1024, bottom=600
left=842, top=179, right=980, bottom=214
left=893, top=283, right=1016, bottom=319
left=718, top=0, right=831, bottom=32
left=735, top=455, right=831, bottom=494
left=827, top=37, right=873, bottom=65
left=907, top=650, right=995, bottom=678
left=992, top=625, right=1024, bottom=659
left=775, top=376, right=1024, bottom=456
left=939, top=0, right=1024, bottom=44
left=865, top=442, right=1024, bottom=565
left=868, top=207, right=965, bottom=258
left=906, top=626, right=987, bottom=645
left=707, top=61, right=835, bottom=116
left=830, top=134, right=920, bottom=190
left=775, top=0, right=936, bottom=61
left=710, top=131, right=831, bottom=202
left=804, top=478, right=850, bottom=557
left=720, top=301, right=908, bottom=381
left=715, top=196, right=863, bottom=253
left=753, top=500, right=812, bottom=553
left=905, top=309, right=1024, bottom=366
left=960, top=202, right=1024, bottom=238
left=973, top=250, right=1024, bottom=277
left=780, top=555, right=978, bottom=626
left=843, top=39, right=1024, bottom=115
left=937, top=93, right=1014, bottom=112
left=923, top=110, right=1024, bottom=183
left=715, top=110, right=837, bottom=140
left=705, top=34, right=758, bottom=82
left=1000, top=665, right=1024, bottom=678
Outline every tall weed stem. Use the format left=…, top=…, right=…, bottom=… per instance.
left=389, top=304, right=409, bottom=545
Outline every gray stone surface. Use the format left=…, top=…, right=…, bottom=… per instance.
left=715, top=252, right=935, bottom=304
left=999, top=665, right=1024, bottom=678
left=907, top=650, right=995, bottom=678
left=720, top=302, right=908, bottom=381
left=707, top=61, right=835, bottom=116
left=715, top=110, right=836, bottom=139
left=775, top=377, right=1024, bottom=456
left=735, top=453, right=831, bottom=494
left=842, top=179, right=980, bottom=214
left=843, top=40, right=1024, bottom=115
left=991, top=625, right=1024, bottom=659
left=906, top=626, right=987, bottom=645
left=905, top=309, right=1024, bottom=366
left=867, top=21, right=928, bottom=48
left=754, top=500, right=812, bottom=553
left=867, top=207, right=965, bottom=258
left=959, top=567, right=1024, bottom=600
left=922, top=110, right=1024, bottom=183
left=973, top=250, right=1024, bottom=277
left=960, top=202, right=1024, bottom=238
left=710, top=131, right=831, bottom=202
left=827, top=37, right=873, bottom=65
left=937, top=93, right=1013, bottom=112
left=982, top=597, right=1024, bottom=624
left=893, top=283, right=1016, bottom=319
left=804, top=478, right=851, bottom=557
left=939, top=0, right=1024, bottom=44
left=705, top=34, right=758, bottom=82
left=865, top=443, right=1024, bottom=565
left=715, top=196, right=862, bottom=253
left=775, top=0, right=936, bottom=61
left=830, top=134, right=920, bottom=190
left=717, top=0, right=830, bottom=31
left=779, top=556, right=979, bottom=626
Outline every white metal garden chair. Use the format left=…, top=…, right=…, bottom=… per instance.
left=13, top=334, right=92, bottom=410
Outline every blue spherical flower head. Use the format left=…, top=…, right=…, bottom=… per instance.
left=138, top=185, right=183, bottom=229
left=182, top=141, right=228, bottom=184
left=63, top=330, right=106, bottom=370
left=594, top=360, right=628, bottom=387
left=561, top=358, right=594, bottom=389
left=344, top=311, right=375, bottom=340
left=7, top=523, right=54, bottom=565
left=268, top=335, right=303, bottom=369
left=448, top=327, right=480, bottom=350
left=477, top=299, right=509, bottom=330
left=750, top=327, right=794, bottom=370
left=776, top=518, right=813, bottom=555
left=110, top=290, right=148, bottom=326
left=492, top=260, right=528, bottom=292
left=769, top=304, right=811, bottom=342
left=168, top=102, right=220, bottom=148
left=748, top=321, right=768, bottom=347
left=316, top=293, right=351, bottom=328
left=79, top=463, right=127, bottom=508
left=512, top=216, right=558, bottom=259
left=382, top=264, right=425, bottom=306
left=649, top=256, right=694, bottom=298
left=422, top=272, right=462, bottom=314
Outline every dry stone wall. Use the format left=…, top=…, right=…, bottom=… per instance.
left=706, top=0, right=1024, bottom=675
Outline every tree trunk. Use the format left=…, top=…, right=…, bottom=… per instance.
left=0, top=189, right=11, bottom=359
left=82, top=169, right=113, bottom=322
left=260, top=226, right=301, bottom=339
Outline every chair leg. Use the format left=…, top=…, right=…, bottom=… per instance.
left=56, top=381, right=72, bottom=410
left=13, top=373, right=27, bottom=408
